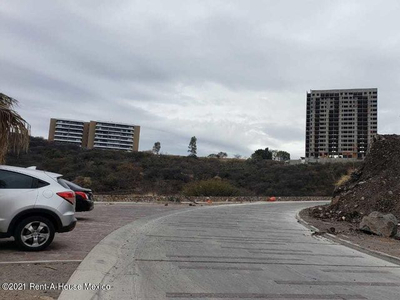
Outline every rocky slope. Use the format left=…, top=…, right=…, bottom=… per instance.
left=310, top=135, right=400, bottom=222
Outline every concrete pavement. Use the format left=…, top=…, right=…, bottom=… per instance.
left=0, top=203, right=186, bottom=300
left=59, top=202, right=400, bottom=300
left=0, top=203, right=185, bottom=263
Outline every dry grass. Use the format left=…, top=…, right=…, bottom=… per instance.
left=0, top=93, right=30, bottom=164
left=335, top=168, right=356, bottom=187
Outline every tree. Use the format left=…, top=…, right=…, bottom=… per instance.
left=0, top=93, right=30, bottom=163
left=251, top=148, right=272, bottom=160
left=152, top=141, right=161, bottom=155
left=234, top=154, right=242, bottom=159
left=276, top=150, right=290, bottom=161
left=272, top=149, right=290, bottom=161
left=208, top=152, right=228, bottom=159
left=188, top=136, right=197, bottom=157
left=217, top=152, right=228, bottom=158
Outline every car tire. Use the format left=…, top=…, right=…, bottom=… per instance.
left=14, top=216, right=55, bottom=251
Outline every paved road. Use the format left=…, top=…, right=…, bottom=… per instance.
left=0, top=203, right=186, bottom=300
left=0, top=203, right=184, bottom=262
left=61, top=202, right=400, bottom=300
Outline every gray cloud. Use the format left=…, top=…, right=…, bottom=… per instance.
left=1, top=0, right=399, bottom=159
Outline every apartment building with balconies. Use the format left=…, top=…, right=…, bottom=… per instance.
left=306, top=88, right=378, bottom=160
left=48, top=118, right=88, bottom=146
left=48, top=119, right=140, bottom=151
left=87, top=121, right=140, bottom=151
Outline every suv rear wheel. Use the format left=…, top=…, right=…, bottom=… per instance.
left=14, top=216, right=55, bottom=251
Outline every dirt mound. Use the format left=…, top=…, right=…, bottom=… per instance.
left=310, top=135, right=400, bottom=222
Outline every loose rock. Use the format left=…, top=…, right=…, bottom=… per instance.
left=359, top=211, right=398, bottom=237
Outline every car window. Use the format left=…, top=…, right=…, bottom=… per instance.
left=37, top=179, right=50, bottom=188
left=0, top=170, right=36, bottom=189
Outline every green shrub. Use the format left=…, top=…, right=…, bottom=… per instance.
left=6, top=137, right=361, bottom=196
left=182, top=179, right=240, bottom=196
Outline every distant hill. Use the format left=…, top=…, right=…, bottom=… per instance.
left=5, top=137, right=359, bottom=196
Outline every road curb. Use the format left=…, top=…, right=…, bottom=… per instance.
left=295, top=210, right=320, bottom=233
left=94, top=200, right=332, bottom=205
left=296, top=208, right=400, bottom=266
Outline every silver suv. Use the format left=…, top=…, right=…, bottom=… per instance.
left=0, top=165, right=77, bottom=251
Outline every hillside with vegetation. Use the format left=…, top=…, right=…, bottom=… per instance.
left=5, top=137, right=359, bottom=196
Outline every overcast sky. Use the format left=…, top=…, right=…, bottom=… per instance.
left=1, top=1, right=399, bottom=158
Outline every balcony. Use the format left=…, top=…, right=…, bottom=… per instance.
left=96, top=123, right=134, bottom=131
left=55, top=125, right=84, bottom=131
left=93, top=139, right=133, bottom=147
left=54, top=137, right=82, bottom=143
left=94, top=138, right=133, bottom=146
left=54, top=133, right=82, bottom=139
left=95, top=128, right=134, bottom=135
left=56, top=121, right=84, bottom=127
left=93, top=144, right=133, bottom=151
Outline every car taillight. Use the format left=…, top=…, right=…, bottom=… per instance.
left=75, top=191, right=88, bottom=200
left=57, top=191, right=76, bottom=205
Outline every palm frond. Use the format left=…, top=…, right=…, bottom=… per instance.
left=0, top=93, right=30, bottom=164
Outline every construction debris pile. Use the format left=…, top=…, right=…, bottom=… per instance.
left=310, top=135, right=400, bottom=223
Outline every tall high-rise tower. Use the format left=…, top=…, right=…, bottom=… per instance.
left=306, top=88, right=377, bottom=159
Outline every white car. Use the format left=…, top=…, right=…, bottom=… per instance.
left=0, top=165, right=77, bottom=251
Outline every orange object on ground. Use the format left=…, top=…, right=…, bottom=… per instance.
left=269, top=196, right=276, bottom=202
